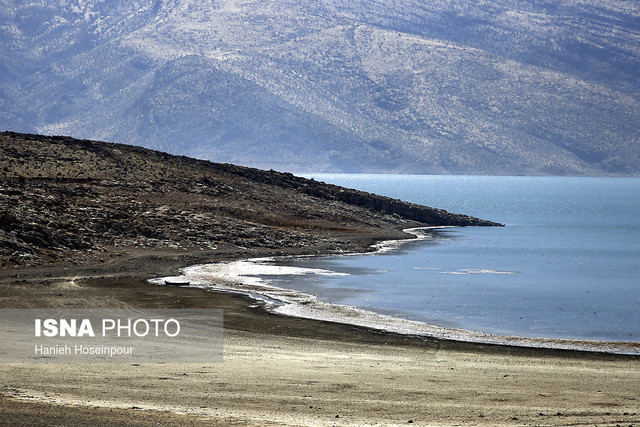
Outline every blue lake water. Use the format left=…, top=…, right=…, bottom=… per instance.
left=270, top=175, right=640, bottom=343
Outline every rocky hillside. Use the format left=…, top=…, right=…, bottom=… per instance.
left=0, top=132, right=499, bottom=268
left=1, top=0, right=639, bottom=175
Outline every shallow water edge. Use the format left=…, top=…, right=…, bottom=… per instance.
left=149, top=228, right=640, bottom=356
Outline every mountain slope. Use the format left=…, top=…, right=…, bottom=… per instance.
left=1, top=0, right=639, bottom=175
left=0, top=131, right=498, bottom=268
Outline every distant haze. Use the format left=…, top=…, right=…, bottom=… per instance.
left=1, top=0, right=639, bottom=175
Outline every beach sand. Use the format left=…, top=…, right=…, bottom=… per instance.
left=0, top=250, right=639, bottom=426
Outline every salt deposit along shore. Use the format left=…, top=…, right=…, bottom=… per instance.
left=151, top=228, right=640, bottom=356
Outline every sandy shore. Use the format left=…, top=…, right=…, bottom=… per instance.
left=1, top=247, right=639, bottom=426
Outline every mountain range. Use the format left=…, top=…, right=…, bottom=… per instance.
left=1, top=0, right=639, bottom=175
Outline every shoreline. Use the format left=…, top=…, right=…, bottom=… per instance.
left=150, top=227, right=640, bottom=356
left=1, top=233, right=639, bottom=425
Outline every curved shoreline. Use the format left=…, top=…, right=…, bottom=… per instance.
left=150, top=227, right=640, bottom=356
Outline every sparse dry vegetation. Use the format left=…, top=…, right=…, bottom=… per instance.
left=1, top=131, right=498, bottom=269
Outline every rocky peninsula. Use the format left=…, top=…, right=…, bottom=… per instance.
left=0, top=131, right=499, bottom=271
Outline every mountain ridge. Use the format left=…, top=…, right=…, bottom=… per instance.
left=1, top=0, right=639, bottom=175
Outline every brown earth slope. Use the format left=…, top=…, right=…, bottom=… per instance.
left=0, top=131, right=499, bottom=269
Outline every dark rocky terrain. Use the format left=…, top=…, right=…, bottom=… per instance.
left=0, top=131, right=499, bottom=269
